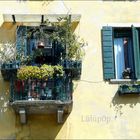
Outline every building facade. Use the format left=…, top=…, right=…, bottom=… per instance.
left=0, top=0, right=140, bottom=139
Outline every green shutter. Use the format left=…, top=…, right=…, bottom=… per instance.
left=132, top=25, right=140, bottom=79
left=16, top=26, right=27, bottom=57
left=102, top=26, right=115, bottom=80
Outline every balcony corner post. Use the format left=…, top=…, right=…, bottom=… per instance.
left=19, top=108, right=26, bottom=124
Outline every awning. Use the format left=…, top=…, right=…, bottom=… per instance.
left=2, top=14, right=81, bottom=30
left=3, top=14, right=81, bottom=23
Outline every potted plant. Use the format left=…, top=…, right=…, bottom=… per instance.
left=0, top=42, right=19, bottom=80
left=17, top=65, right=64, bottom=82
left=16, top=65, right=64, bottom=100
left=26, top=16, right=86, bottom=69
left=47, top=16, right=85, bottom=79
left=0, top=42, right=29, bottom=80
left=53, top=65, right=64, bottom=77
left=118, top=84, right=140, bottom=95
left=122, top=68, right=132, bottom=79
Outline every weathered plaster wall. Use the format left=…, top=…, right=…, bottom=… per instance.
left=0, top=0, right=140, bottom=139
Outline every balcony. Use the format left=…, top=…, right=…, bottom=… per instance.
left=0, top=15, right=84, bottom=124
left=9, top=76, right=73, bottom=124
left=10, top=77, right=72, bottom=102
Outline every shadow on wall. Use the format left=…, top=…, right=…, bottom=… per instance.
left=111, top=92, right=140, bottom=118
left=0, top=22, right=17, bottom=43
left=0, top=79, right=10, bottom=114
left=0, top=77, right=17, bottom=139
left=15, top=113, right=70, bottom=139
left=0, top=74, right=70, bottom=139
left=0, top=22, right=72, bottom=139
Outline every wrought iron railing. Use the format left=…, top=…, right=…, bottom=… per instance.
left=0, top=61, right=20, bottom=81
left=60, top=60, right=82, bottom=79
left=10, top=76, right=73, bottom=102
left=1, top=61, right=20, bottom=70
left=60, top=60, right=82, bottom=70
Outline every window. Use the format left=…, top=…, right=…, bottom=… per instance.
left=102, top=26, right=140, bottom=80
left=16, top=26, right=64, bottom=65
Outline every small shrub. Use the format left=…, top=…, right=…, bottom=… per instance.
left=17, top=65, right=64, bottom=80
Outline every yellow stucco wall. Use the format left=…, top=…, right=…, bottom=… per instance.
left=1, top=0, right=140, bottom=139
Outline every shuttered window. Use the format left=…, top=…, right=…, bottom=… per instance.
left=102, top=26, right=140, bottom=80
left=102, top=26, right=115, bottom=80
left=132, top=26, right=140, bottom=79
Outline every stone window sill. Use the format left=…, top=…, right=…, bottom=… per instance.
left=109, top=79, right=140, bottom=84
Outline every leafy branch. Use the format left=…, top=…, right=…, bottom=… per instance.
left=27, top=16, right=86, bottom=60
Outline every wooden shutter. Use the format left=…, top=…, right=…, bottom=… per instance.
left=16, top=26, right=27, bottom=57
left=102, top=26, right=115, bottom=80
left=132, top=25, right=140, bottom=79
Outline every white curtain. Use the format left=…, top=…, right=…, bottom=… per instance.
left=114, top=38, right=125, bottom=79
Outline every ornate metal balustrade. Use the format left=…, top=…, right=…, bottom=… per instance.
left=61, top=60, right=82, bottom=79
left=0, top=62, right=20, bottom=81
left=9, top=74, right=73, bottom=124
left=10, top=76, right=72, bottom=102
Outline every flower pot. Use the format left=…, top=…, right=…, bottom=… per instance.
left=118, top=84, right=140, bottom=95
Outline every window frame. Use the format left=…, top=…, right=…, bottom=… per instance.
left=102, top=24, right=140, bottom=83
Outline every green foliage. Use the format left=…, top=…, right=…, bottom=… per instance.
left=49, top=16, right=85, bottom=60
left=17, top=65, right=64, bottom=80
left=27, top=26, right=50, bottom=41
left=53, top=65, right=64, bottom=77
left=27, top=16, right=86, bottom=60
left=0, top=42, right=21, bottom=64
left=17, top=66, right=39, bottom=80
left=41, top=64, right=54, bottom=79
left=0, top=41, right=31, bottom=66
left=136, top=81, right=140, bottom=85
